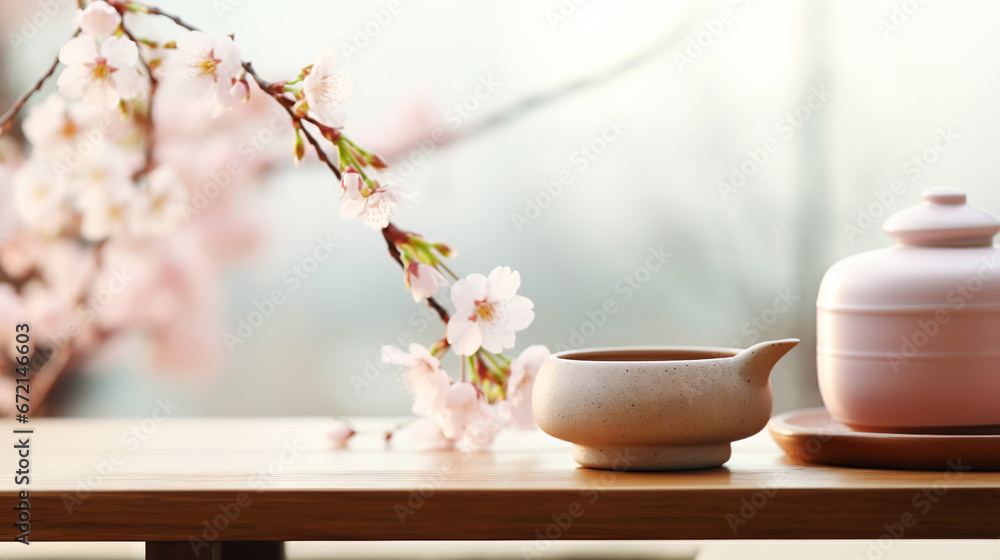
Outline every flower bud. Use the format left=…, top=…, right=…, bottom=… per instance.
left=319, top=123, right=341, bottom=143
left=433, top=243, right=455, bottom=258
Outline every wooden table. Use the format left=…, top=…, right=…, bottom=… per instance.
left=2, top=418, right=998, bottom=559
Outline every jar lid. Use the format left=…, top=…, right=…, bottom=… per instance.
left=883, top=187, right=1000, bottom=247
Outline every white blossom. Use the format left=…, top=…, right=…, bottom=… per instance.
left=57, top=35, right=142, bottom=109
left=446, top=266, right=535, bottom=355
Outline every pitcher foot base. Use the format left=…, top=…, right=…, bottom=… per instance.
left=572, top=442, right=731, bottom=471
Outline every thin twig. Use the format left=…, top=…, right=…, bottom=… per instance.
left=139, top=4, right=343, bottom=179
left=242, top=62, right=342, bottom=179
left=382, top=225, right=450, bottom=324
left=144, top=4, right=447, bottom=327
left=0, top=30, right=80, bottom=134
left=120, top=24, right=159, bottom=180
left=143, top=5, right=198, bottom=31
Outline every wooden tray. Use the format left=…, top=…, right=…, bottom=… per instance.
left=768, top=408, right=1000, bottom=471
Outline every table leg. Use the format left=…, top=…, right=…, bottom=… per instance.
left=146, top=541, right=285, bottom=559
left=146, top=542, right=197, bottom=559
left=217, top=541, right=286, bottom=559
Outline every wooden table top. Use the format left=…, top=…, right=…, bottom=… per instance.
left=2, top=418, right=998, bottom=542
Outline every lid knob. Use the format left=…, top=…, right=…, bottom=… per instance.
left=923, top=186, right=966, bottom=205
left=883, top=187, right=1000, bottom=247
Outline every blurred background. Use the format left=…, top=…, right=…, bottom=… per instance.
left=2, top=0, right=997, bottom=419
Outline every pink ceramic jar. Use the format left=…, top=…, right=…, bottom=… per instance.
left=817, top=187, right=1000, bottom=433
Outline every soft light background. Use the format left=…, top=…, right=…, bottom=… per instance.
left=4, top=0, right=996, bottom=418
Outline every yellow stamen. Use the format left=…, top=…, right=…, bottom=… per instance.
left=476, top=301, right=496, bottom=323
left=196, top=49, right=222, bottom=81
left=88, top=57, right=116, bottom=81
left=60, top=119, right=78, bottom=139
left=197, top=59, right=218, bottom=77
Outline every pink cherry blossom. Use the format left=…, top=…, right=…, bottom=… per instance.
left=129, top=166, right=188, bottom=237
left=434, top=381, right=481, bottom=439
left=11, top=160, right=69, bottom=235
left=503, top=345, right=550, bottom=430
left=339, top=171, right=410, bottom=230
left=0, top=284, right=25, bottom=360
left=339, top=169, right=361, bottom=196
left=172, top=31, right=243, bottom=108
left=303, top=52, right=353, bottom=127
left=72, top=0, right=121, bottom=38
left=405, top=262, right=447, bottom=302
left=20, top=280, right=76, bottom=348
left=390, top=417, right=453, bottom=451
left=446, top=266, right=535, bottom=355
left=94, top=231, right=226, bottom=378
left=22, top=94, right=103, bottom=161
left=326, top=419, right=355, bottom=448
left=381, top=343, right=450, bottom=418
left=459, top=403, right=503, bottom=451
left=57, top=35, right=142, bottom=109
left=68, top=144, right=141, bottom=203
left=78, top=182, right=134, bottom=241
left=0, top=137, right=23, bottom=236
left=35, top=239, right=97, bottom=304
left=431, top=382, right=503, bottom=450
left=0, top=231, right=41, bottom=280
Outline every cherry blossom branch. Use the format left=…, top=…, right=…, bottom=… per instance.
left=0, top=30, right=80, bottom=135
left=133, top=2, right=461, bottom=338
left=134, top=4, right=458, bottom=330
left=241, top=62, right=341, bottom=180
left=383, top=223, right=451, bottom=325
left=2, top=2, right=451, bottom=332
left=119, top=24, right=158, bottom=180
left=133, top=3, right=345, bottom=179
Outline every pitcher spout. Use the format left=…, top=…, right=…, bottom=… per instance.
left=735, top=338, right=799, bottom=386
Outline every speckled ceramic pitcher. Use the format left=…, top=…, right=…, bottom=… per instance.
left=532, top=339, right=799, bottom=471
